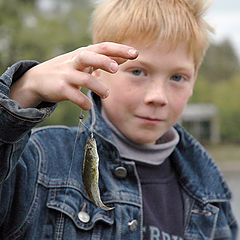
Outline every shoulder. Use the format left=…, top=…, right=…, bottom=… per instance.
left=23, top=125, right=88, bottom=177
left=32, top=125, right=79, bottom=140
left=27, top=125, right=85, bottom=154
left=173, top=124, right=232, bottom=203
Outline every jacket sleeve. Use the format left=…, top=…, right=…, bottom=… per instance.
left=0, top=61, right=56, bottom=183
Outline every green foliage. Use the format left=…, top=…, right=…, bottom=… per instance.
left=191, top=41, right=240, bottom=143
left=191, top=72, right=240, bottom=143
left=0, top=0, right=93, bottom=127
left=0, top=0, right=93, bottom=73
left=39, top=88, right=90, bottom=127
left=38, top=100, right=89, bottom=127
left=212, top=74, right=240, bottom=142
left=199, top=39, right=239, bottom=82
left=191, top=76, right=213, bottom=103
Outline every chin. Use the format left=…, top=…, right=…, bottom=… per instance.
left=131, top=135, right=158, bottom=145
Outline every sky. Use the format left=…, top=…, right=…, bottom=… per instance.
left=206, top=0, right=240, bottom=58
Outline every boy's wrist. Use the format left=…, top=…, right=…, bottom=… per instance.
left=9, top=68, right=43, bottom=109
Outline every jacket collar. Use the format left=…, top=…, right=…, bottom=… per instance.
left=172, top=124, right=231, bottom=204
left=85, top=92, right=117, bottom=149
left=87, top=92, right=232, bottom=204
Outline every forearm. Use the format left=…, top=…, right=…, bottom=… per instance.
left=0, top=61, right=56, bottom=182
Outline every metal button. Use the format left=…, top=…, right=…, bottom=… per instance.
left=78, top=211, right=90, bottom=223
left=128, top=219, right=138, bottom=232
left=114, top=166, right=127, bottom=178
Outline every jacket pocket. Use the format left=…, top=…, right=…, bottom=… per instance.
left=46, top=187, right=114, bottom=231
left=186, top=203, right=234, bottom=240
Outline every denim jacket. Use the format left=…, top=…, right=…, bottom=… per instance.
left=0, top=61, right=238, bottom=240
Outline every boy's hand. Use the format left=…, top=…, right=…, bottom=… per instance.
left=9, top=42, right=138, bottom=110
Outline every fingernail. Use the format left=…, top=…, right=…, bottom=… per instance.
left=102, top=89, right=110, bottom=99
left=128, top=48, right=138, bottom=57
left=110, top=62, right=118, bottom=73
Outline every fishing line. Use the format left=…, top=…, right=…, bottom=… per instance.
left=58, top=111, right=84, bottom=228
left=58, top=107, right=108, bottom=227
left=78, top=114, right=107, bottom=141
left=57, top=66, right=103, bottom=227
left=58, top=109, right=97, bottom=225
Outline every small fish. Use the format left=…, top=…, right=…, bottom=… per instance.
left=82, top=137, right=114, bottom=211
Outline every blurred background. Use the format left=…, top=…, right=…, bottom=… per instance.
left=0, top=0, right=239, bottom=224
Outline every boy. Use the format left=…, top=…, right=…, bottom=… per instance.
left=0, top=0, right=238, bottom=239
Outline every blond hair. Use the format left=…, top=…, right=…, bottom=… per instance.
left=91, top=0, right=214, bottom=69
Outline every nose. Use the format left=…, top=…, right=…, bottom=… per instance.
left=144, top=81, right=168, bottom=106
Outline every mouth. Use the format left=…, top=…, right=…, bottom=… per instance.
left=135, top=115, right=164, bottom=124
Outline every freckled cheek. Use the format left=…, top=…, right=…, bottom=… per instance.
left=170, top=97, right=188, bottom=120
left=106, top=93, right=134, bottom=119
left=118, top=88, right=140, bottom=109
left=120, top=98, right=136, bottom=115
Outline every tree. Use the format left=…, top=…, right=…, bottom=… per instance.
left=212, top=73, right=240, bottom=142
left=191, top=70, right=240, bottom=143
left=199, top=39, right=240, bottom=82
left=0, top=0, right=93, bottom=74
left=0, top=0, right=93, bottom=126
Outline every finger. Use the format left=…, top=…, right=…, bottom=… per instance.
left=91, top=42, right=139, bottom=59
left=109, top=56, right=129, bottom=65
left=67, top=70, right=110, bottom=99
left=74, top=42, right=138, bottom=61
left=72, top=50, right=119, bottom=73
left=64, top=86, right=93, bottom=110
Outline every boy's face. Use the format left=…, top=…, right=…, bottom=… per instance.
left=96, top=41, right=197, bottom=144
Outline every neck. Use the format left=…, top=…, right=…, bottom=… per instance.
left=102, top=110, right=179, bottom=165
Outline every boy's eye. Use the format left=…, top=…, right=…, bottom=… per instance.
left=171, top=75, right=184, bottom=82
left=131, top=69, right=144, bottom=76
